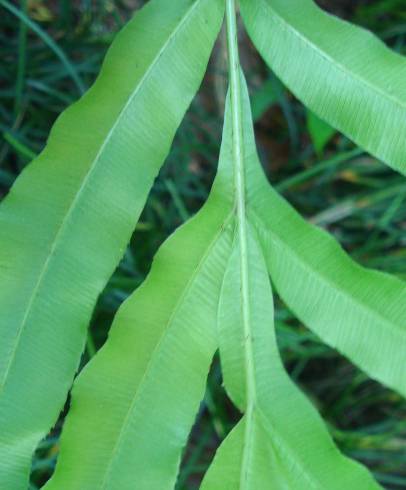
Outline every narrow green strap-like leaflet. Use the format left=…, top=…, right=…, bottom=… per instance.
left=200, top=6, right=380, bottom=484
left=233, top=1, right=406, bottom=398
left=240, top=0, right=406, bottom=175
left=44, top=227, right=232, bottom=490
left=45, top=85, right=237, bottom=490
left=202, top=233, right=378, bottom=489
left=221, top=38, right=406, bottom=398
left=251, top=188, right=406, bottom=399
left=0, top=0, right=224, bottom=487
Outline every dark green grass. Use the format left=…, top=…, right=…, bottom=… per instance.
left=0, top=1, right=405, bottom=488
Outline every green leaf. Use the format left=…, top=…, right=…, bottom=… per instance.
left=237, top=0, right=406, bottom=400
left=306, top=109, right=335, bottom=155
left=240, top=0, right=406, bottom=174
left=0, top=0, right=224, bottom=487
left=3, top=0, right=403, bottom=486
left=47, top=52, right=381, bottom=485
left=202, top=4, right=379, bottom=486
left=43, top=85, right=237, bottom=490
left=45, top=223, right=233, bottom=490
left=250, top=182, right=406, bottom=398
left=202, top=231, right=379, bottom=489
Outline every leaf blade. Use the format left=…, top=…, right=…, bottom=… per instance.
left=43, top=86, right=237, bottom=489
left=240, top=0, right=406, bottom=174
left=0, top=0, right=224, bottom=486
left=229, top=26, right=406, bottom=396
left=46, top=223, right=233, bottom=490
left=204, top=224, right=379, bottom=489
left=250, top=184, right=406, bottom=398
left=203, top=18, right=379, bottom=485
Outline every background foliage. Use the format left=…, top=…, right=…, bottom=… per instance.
left=0, top=0, right=405, bottom=488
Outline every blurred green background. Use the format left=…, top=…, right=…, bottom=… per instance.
left=0, top=0, right=405, bottom=488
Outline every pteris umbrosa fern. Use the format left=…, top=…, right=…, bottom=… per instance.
left=0, top=0, right=405, bottom=488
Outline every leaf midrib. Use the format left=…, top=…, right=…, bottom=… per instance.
left=225, top=1, right=257, bottom=488
left=0, top=0, right=202, bottom=393
left=256, top=0, right=406, bottom=112
left=99, top=214, right=233, bottom=489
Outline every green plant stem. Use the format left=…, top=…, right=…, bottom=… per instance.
left=276, top=147, right=363, bottom=192
left=3, top=131, right=36, bottom=161
left=0, top=0, right=85, bottom=94
left=226, top=1, right=256, bottom=487
left=14, top=0, right=28, bottom=118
